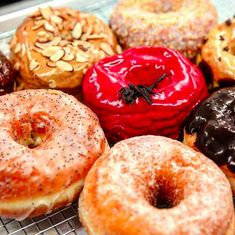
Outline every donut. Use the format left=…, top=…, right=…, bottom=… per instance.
left=184, top=87, right=235, bottom=193
left=0, top=51, right=15, bottom=95
left=0, top=89, right=108, bottom=220
left=200, top=17, right=235, bottom=87
left=79, top=135, right=234, bottom=235
left=110, top=0, right=217, bottom=59
left=82, top=47, right=208, bottom=143
left=10, top=7, right=120, bottom=94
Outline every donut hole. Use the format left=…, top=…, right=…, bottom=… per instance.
left=11, top=112, right=54, bottom=148
left=143, top=1, right=182, bottom=13
left=149, top=176, right=183, bottom=209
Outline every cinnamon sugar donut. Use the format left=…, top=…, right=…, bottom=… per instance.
left=0, top=89, right=108, bottom=220
left=110, top=0, right=217, bottom=58
left=10, top=7, right=120, bottom=93
left=79, top=136, right=234, bottom=235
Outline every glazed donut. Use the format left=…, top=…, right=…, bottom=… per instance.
left=10, top=7, right=120, bottom=93
left=184, top=87, right=235, bottom=193
left=79, top=136, right=234, bottom=235
left=0, top=51, right=15, bottom=95
left=0, top=89, right=108, bottom=220
left=82, top=47, right=208, bottom=143
left=201, top=18, right=235, bottom=86
left=110, top=0, right=217, bottom=58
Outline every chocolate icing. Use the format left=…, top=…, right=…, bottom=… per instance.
left=185, top=88, right=235, bottom=172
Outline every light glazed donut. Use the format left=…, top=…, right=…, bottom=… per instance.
left=79, top=136, right=234, bottom=235
left=0, top=89, right=108, bottom=220
left=201, top=18, right=235, bottom=86
left=110, top=0, right=217, bottom=58
left=10, top=7, right=120, bottom=93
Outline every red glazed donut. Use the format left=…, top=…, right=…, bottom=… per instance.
left=79, top=136, right=235, bottom=235
left=0, top=89, right=108, bottom=220
left=82, top=47, right=208, bottom=143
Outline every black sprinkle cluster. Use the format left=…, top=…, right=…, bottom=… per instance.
left=119, top=73, right=167, bottom=105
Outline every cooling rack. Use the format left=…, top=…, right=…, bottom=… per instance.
left=0, top=0, right=234, bottom=234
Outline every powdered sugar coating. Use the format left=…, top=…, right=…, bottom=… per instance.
left=79, top=135, right=234, bottom=235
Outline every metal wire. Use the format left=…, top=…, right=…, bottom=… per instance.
left=0, top=0, right=234, bottom=234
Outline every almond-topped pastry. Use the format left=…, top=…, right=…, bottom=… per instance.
left=10, top=7, right=120, bottom=94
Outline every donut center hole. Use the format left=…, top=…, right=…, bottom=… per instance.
left=143, top=1, right=182, bottom=13
left=12, top=112, right=53, bottom=148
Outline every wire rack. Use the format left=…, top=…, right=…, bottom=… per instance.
left=0, top=0, right=234, bottom=234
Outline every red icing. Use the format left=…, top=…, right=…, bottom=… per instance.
left=82, top=47, right=208, bottom=143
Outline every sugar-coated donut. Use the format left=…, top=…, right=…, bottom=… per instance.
left=79, top=136, right=234, bottom=235
left=200, top=18, right=235, bottom=87
left=110, top=0, right=217, bottom=58
left=184, top=88, right=235, bottom=194
left=10, top=7, right=120, bottom=93
left=82, top=47, right=208, bottom=143
left=0, top=89, right=108, bottom=220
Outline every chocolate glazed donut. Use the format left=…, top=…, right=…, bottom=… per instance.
left=184, top=87, right=235, bottom=192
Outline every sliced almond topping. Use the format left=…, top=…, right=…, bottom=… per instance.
left=63, top=47, right=71, bottom=54
left=72, top=23, right=82, bottom=39
left=32, top=21, right=45, bottom=30
left=14, top=62, right=20, bottom=71
left=100, top=43, right=114, bottom=56
left=42, top=46, right=61, bottom=57
left=62, top=53, right=74, bottom=61
left=59, top=40, right=67, bottom=47
left=86, top=34, right=106, bottom=40
left=50, top=49, right=65, bottom=62
left=48, top=79, right=57, bottom=88
left=51, top=37, right=61, bottom=46
left=44, top=22, right=54, bottom=32
left=14, top=43, right=21, bottom=54
left=77, top=48, right=89, bottom=58
left=32, top=46, right=43, bottom=54
left=50, top=15, right=63, bottom=24
left=40, top=7, right=53, bottom=20
left=29, top=59, right=40, bottom=71
left=37, top=37, right=50, bottom=43
left=56, top=61, right=74, bottom=72
left=46, top=61, right=56, bottom=67
left=37, top=31, right=47, bottom=37
left=76, top=53, right=87, bottom=63
left=81, top=34, right=87, bottom=41
left=21, top=44, right=26, bottom=56
left=85, top=25, right=93, bottom=36
left=116, top=45, right=122, bottom=54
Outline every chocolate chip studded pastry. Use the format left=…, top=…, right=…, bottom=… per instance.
left=10, top=7, right=120, bottom=93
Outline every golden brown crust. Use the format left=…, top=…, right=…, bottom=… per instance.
left=184, top=131, right=235, bottom=194
left=10, top=7, right=120, bottom=91
left=0, top=89, right=109, bottom=220
left=110, top=0, right=217, bottom=58
left=201, top=18, right=235, bottom=83
left=79, top=135, right=234, bottom=235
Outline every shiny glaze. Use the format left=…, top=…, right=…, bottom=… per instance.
left=82, top=47, right=208, bottom=143
left=0, top=89, right=108, bottom=219
left=185, top=88, right=235, bottom=172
